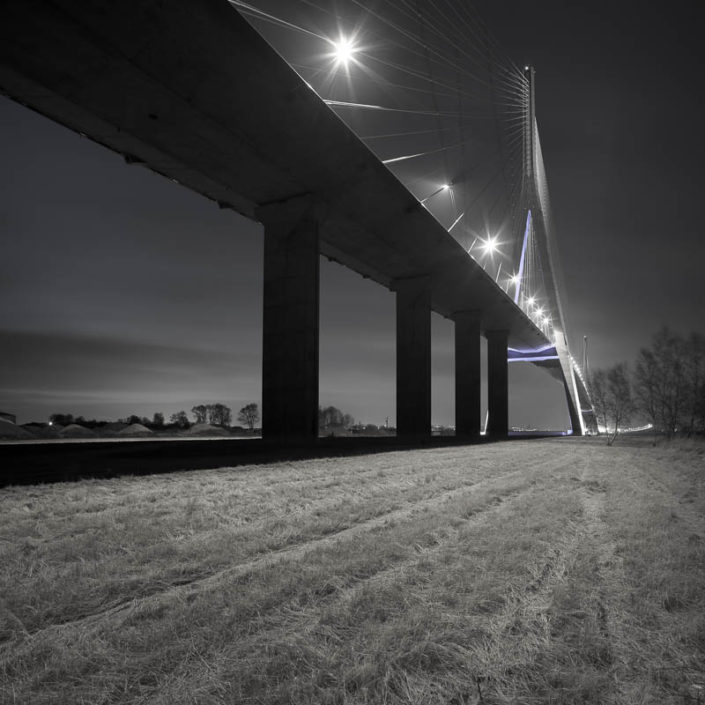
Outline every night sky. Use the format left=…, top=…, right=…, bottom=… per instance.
left=1, top=1, right=703, bottom=427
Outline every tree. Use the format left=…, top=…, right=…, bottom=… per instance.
left=605, top=363, right=634, bottom=445
left=318, top=405, right=344, bottom=429
left=208, top=403, right=232, bottom=427
left=152, top=412, right=164, bottom=428
left=170, top=410, right=189, bottom=429
left=590, top=363, right=634, bottom=445
left=633, top=347, right=659, bottom=432
left=49, top=413, right=74, bottom=426
left=238, top=403, right=260, bottom=431
left=633, top=327, right=704, bottom=436
left=191, top=405, right=208, bottom=424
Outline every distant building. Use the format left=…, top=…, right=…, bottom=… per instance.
left=0, top=411, right=17, bottom=424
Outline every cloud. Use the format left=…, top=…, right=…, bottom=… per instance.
left=0, top=329, right=261, bottom=421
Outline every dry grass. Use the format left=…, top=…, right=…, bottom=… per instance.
left=0, top=438, right=703, bottom=704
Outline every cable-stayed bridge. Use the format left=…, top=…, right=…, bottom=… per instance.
left=0, top=0, right=594, bottom=439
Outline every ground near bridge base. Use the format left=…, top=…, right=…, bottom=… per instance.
left=1, top=437, right=703, bottom=704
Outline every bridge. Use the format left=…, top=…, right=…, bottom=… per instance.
left=0, top=0, right=594, bottom=440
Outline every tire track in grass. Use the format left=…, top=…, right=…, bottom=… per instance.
left=479, top=445, right=652, bottom=703
left=204, top=456, right=588, bottom=705
left=0, top=445, right=561, bottom=631
left=0, top=449, right=576, bottom=660
left=0, top=452, right=524, bottom=636
left=576, top=448, right=621, bottom=675
left=513, top=449, right=619, bottom=700
left=191, top=482, right=532, bottom=656
left=147, top=485, right=539, bottom=705
left=1, top=459, right=530, bottom=637
left=0, top=485, right=540, bottom=705
left=437, top=450, right=615, bottom=702
left=0, top=483, right=536, bottom=705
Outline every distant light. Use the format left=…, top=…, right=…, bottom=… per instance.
left=510, top=273, right=520, bottom=287
left=441, top=183, right=451, bottom=191
left=527, top=296, right=535, bottom=306
left=332, top=36, right=357, bottom=67
left=524, top=65, right=529, bottom=70
left=536, top=307, right=544, bottom=316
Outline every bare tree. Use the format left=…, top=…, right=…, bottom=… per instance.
left=633, top=348, right=659, bottom=431
left=49, top=413, right=74, bottom=427
left=318, top=406, right=345, bottom=429
left=591, top=363, right=633, bottom=445
left=208, top=403, right=232, bottom=427
left=191, top=405, right=208, bottom=424
left=170, top=410, right=189, bottom=429
left=605, top=363, right=634, bottom=445
left=238, top=403, right=260, bottom=431
left=633, top=327, right=704, bottom=436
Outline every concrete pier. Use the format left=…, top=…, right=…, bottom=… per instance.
left=454, top=310, right=482, bottom=437
left=257, top=197, right=320, bottom=441
left=396, top=276, right=431, bottom=438
left=487, top=329, right=509, bottom=437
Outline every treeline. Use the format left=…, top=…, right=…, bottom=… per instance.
left=48, top=412, right=167, bottom=429
left=164, top=403, right=261, bottom=430
left=48, top=403, right=261, bottom=431
left=591, top=328, right=704, bottom=443
left=48, top=404, right=361, bottom=433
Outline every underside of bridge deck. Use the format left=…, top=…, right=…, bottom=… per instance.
left=0, top=0, right=555, bottom=440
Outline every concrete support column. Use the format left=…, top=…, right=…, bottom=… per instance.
left=453, top=310, right=482, bottom=437
left=396, top=276, right=431, bottom=439
left=486, top=329, right=509, bottom=437
left=256, top=197, right=320, bottom=441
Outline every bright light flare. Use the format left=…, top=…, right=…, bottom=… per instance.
left=527, top=296, right=535, bottom=307
left=441, top=183, right=451, bottom=191
left=509, top=273, right=520, bottom=287
left=480, top=235, right=500, bottom=256
left=331, top=36, right=357, bottom=67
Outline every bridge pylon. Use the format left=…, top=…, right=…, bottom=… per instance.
left=519, top=65, right=590, bottom=435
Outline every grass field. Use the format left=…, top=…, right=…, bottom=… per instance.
left=1, top=438, right=703, bottom=704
